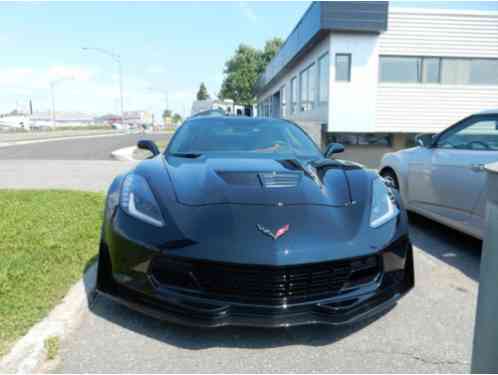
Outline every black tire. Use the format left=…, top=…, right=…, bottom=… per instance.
left=380, top=169, right=399, bottom=190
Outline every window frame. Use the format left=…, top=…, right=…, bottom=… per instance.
left=335, top=53, right=351, bottom=82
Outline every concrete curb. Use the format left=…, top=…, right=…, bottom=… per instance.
left=0, top=263, right=97, bottom=374
left=110, top=145, right=137, bottom=161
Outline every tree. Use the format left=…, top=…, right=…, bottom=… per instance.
left=219, top=44, right=260, bottom=105
left=162, top=109, right=172, bottom=118
left=259, top=37, right=284, bottom=70
left=172, top=113, right=183, bottom=124
left=196, top=83, right=210, bottom=100
left=219, top=37, right=283, bottom=106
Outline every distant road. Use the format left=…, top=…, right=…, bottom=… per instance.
left=0, top=133, right=171, bottom=160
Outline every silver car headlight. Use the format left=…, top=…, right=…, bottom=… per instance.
left=370, top=177, right=399, bottom=228
left=120, top=173, right=165, bottom=227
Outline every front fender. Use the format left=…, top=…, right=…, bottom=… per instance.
left=380, top=152, right=410, bottom=205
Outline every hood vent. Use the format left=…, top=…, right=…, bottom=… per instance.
left=259, top=172, right=301, bottom=188
left=216, top=171, right=302, bottom=188
left=216, top=171, right=260, bottom=186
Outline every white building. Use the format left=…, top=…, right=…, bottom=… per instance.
left=256, top=2, right=498, bottom=153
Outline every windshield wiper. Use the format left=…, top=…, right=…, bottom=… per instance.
left=169, top=152, right=203, bottom=159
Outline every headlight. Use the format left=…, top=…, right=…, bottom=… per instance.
left=120, top=173, right=165, bottom=227
left=370, top=177, right=399, bottom=228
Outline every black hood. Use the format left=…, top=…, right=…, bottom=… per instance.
left=120, top=156, right=402, bottom=266
left=165, top=155, right=353, bottom=207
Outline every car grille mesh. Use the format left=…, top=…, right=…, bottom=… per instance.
left=150, top=255, right=381, bottom=305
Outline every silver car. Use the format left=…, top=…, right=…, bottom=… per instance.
left=380, top=109, right=498, bottom=239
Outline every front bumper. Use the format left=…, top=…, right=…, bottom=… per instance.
left=97, top=229, right=414, bottom=328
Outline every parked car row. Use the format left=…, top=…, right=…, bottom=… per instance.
left=380, top=109, right=498, bottom=240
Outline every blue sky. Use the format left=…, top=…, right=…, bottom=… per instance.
left=1, top=1, right=497, bottom=119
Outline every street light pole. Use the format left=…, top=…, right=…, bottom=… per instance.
left=50, top=82, right=55, bottom=127
left=49, top=77, right=73, bottom=128
left=82, top=47, right=125, bottom=124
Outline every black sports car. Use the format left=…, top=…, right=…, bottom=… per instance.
left=97, top=116, right=414, bottom=327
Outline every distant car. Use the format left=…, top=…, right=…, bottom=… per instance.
left=380, top=109, right=498, bottom=239
left=111, top=123, right=124, bottom=130
left=97, top=116, right=414, bottom=327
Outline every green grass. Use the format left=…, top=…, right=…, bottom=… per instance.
left=156, top=141, right=168, bottom=151
left=0, top=190, right=104, bottom=356
left=44, top=336, right=60, bottom=360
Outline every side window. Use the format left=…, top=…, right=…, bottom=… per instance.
left=436, top=117, right=498, bottom=151
left=335, top=54, right=351, bottom=82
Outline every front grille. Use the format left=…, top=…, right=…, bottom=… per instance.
left=150, top=255, right=381, bottom=305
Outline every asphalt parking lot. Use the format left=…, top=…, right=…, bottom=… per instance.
left=53, top=213, right=480, bottom=373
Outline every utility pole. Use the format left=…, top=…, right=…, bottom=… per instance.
left=49, top=77, right=73, bottom=127
left=82, top=47, right=124, bottom=124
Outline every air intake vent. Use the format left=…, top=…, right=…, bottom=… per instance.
left=259, top=172, right=301, bottom=188
left=216, top=172, right=260, bottom=186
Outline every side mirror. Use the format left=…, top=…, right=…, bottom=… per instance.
left=137, top=139, right=160, bottom=156
left=415, top=134, right=434, bottom=148
left=324, top=143, right=345, bottom=158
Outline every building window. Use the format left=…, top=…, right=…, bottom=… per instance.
left=299, top=63, right=316, bottom=112
left=380, top=55, right=498, bottom=85
left=318, top=53, right=329, bottom=105
left=442, top=58, right=498, bottom=85
left=280, top=85, right=287, bottom=117
left=469, top=59, right=498, bottom=85
left=290, top=76, right=297, bottom=114
left=335, top=53, right=351, bottom=82
left=380, top=56, right=420, bottom=83
left=422, top=58, right=440, bottom=83
left=328, top=133, right=393, bottom=147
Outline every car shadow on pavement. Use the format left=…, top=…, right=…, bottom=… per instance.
left=86, top=291, right=393, bottom=351
left=408, top=212, right=481, bottom=282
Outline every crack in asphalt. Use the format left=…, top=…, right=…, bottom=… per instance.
left=353, top=348, right=469, bottom=367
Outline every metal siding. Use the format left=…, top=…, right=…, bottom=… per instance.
left=376, top=84, right=498, bottom=133
left=379, top=11, right=498, bottom=57
left=376, top=10, right=498, bottom=133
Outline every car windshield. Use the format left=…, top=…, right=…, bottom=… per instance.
left=167, top=118, right=322, bottom=158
